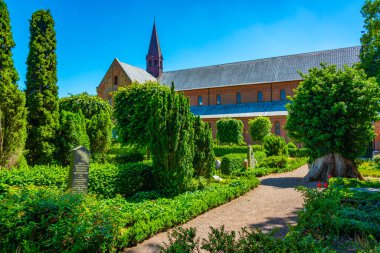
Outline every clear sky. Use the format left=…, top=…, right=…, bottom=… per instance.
left=6, top=0, right=365, bottom=97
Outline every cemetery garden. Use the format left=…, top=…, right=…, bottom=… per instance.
left=0, top=0, right=380, bottom=252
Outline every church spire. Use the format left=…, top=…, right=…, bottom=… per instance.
left=146, top=20, right=163, bottom=78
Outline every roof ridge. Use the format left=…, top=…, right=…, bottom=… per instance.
left=163, top=46, right=361, bottom=73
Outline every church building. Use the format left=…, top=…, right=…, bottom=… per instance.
left=96, top=22, right=380, bottom=152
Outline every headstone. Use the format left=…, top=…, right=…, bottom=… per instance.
left=215, top=159, right=221, bottom=169
left=247, top=145, right=256, bottom=168
left=212, top=175, right=223, bottom=182
left=244, top=159, right=249, bottom=170
left=67, top=146, right=90, bottom=194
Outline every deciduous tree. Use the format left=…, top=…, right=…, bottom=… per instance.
left=285, top=64, right=380, bottom=181
left=248, top=117, right=272, bottom=143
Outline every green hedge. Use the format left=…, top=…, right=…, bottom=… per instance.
left=0, top=175, right=260, bottom=251
left=213, top=146, right=248, bottom=157
left=258, top=156, right=288, bottom=169
left=252, top=157, right=308, bottom=177
left=220, top=154, right=245, bottom=175
left=0, top=162, right=153, bottom=198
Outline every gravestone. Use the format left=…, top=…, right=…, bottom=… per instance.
left=247, top=145, right=257, bottom=168
left=67, top=146, right=90, bottom=194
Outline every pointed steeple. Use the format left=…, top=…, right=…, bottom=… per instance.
left=146, top=20, right=163, bottom=78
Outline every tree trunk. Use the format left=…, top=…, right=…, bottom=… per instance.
left=305, top=153, right=364, bottom=182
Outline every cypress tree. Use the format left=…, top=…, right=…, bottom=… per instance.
left=149, top=84, right=195, bottom=193
left=0, top=0, right=27, bottom=168
left=25, top=10, right=59, bottom=165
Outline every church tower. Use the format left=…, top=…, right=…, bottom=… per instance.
left=146, top=21, right=163, bottom=78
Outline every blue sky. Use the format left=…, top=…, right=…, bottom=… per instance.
left=7, top=0, right=364, bottom=97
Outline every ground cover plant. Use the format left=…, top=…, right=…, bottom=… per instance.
left=357, top=159, right=380, bottom=178
left=0, top=172, right=260, bottom=252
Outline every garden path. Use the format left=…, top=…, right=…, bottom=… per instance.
left=124, top=164, right=313, bottom=253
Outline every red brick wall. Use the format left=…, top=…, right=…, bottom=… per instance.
left=183, top=81, right=299, bottom=106
left=375, top=121, right=380, bottom=151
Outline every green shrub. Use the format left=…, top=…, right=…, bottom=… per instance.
left=216, top=118, right=244, bottom=144
left=213, top=146, right=247, bottom=157
left=253, top=151, right=266, bottom=164
left=57, top=110, right=90, bottom=165
left=259, top=156, right=288, bottom=169
left=115, top=149, right=145, bottom=163
left=193, top=116, right=215, bottom=178
left=0, top=174, right=260, bottom=251
left=220, top=154, right=245, bottom=175
left=248, top=116, right=272, bottom=143
left=251, top=144, right=265, bottom=152
left=374, top=154, right=380, bottom=164
left=295, top=148, right=311, bottom=157
left=263, top=134, right=288, bottom=156
left=287, top=142, right=298, bottom=157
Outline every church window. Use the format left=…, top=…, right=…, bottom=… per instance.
left=154, top=60, right=158, bottom=66
left=198, top=96, right=203, bottom=106
left=114, top=76, right=118, bottom=86
left=236, top=92, right=241, bottom=104
left=216, top=94, right=221, bottom=105
left=280, top=89, right=286, bottom=100
left=258, top=91, right=263, bottom=102
left=275, top=121, right=281, bottom=136
left=149, top=60, right=152, bottom=67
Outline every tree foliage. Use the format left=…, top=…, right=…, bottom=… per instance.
left=262, top=134, right=288, bottom=157
left=25, top=10, right=59, bottom=165
left=360, top=0, right=380, bottom=82
left=216, top=118, right=244, bottom=145
left=149, top=85, right=195, bottom=193
left=193, top=116, right=215, bottom=178
left=59, top=93, right=112, bottom=160
left=248, top=117, right=272, bottom=143
left=285, top=64, right=380, bottom=160
left=0, top=0, right=27, bottom=168
left=113, top=81, right=165, bottom=147
left=57, top=111, right=90, bottom=165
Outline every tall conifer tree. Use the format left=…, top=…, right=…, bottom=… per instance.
left=25, top=10, right=59, bottom=165
left=0, top=0, right=27, bottom=168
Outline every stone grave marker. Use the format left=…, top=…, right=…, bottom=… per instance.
left=67, top=146, right=90, bottom=194
left=247, top=145, right=257, bottom=168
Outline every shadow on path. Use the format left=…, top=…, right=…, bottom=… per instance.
left=260, top=177, right=303, bottom=189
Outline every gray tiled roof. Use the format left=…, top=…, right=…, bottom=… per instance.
left=119, top=61, right=156, bottom=83
left=191, top=100, right=289, bottom=118
left=159, top=46, right=361, bottom=91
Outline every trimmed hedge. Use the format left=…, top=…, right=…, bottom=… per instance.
left=0, top=174, right=260, bottom=251
left=220, top=154, right=245, bottom=175
left=213, top=146, right=248, bottom=157
left=253, top=151, right=266, bottom=164
left=0, top=162, right=153, bottom=198
left=259, top=156, right=288, bottom=169
left=252, top=157, right=308, bottom=177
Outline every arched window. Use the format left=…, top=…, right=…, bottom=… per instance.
left=114, top=76, right=118, bottom=86
left=198, top=96, right=203, bottom=106
left=216, top=94, right=221, bottom=105
left=280, top=89, right=286, bottom=100
left=275, top=121, right=281, bottom=136
left=236, top=92, right=241, bottom=104
left=257, top=91, right=263, bottom=102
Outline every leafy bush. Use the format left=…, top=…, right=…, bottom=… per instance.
left=193, top=116, right=215, bottom=178
left=60, top=93, right=113, bottom=161
left=253, top=151, right=266, bottom=164
left=295, top=148, right=311, bottom=157
left=115, top=149, right=145, bottom=163
left=216, top=118, right=244, bottom=144
left=374, top=154, right=380, bottom=164
left=220, top=154, right=245, bottom=175
left=213, top=145, right=247, bottom=157
left=57, top=110, right=90, bottom=165
left=263, top=134, right=288, bottom=156
left=287, top=142, right=298, bottom=157
left=0, top=174, right=260, bottom=251
left=161, top=225, right=330, bottom=253
left=248, top=116, right=272, bottom=143
left=251, top=144, right=265, bottom=152
left=259, top=156, right=288, bottom=169
left=252, top=157, right=307, bottom=177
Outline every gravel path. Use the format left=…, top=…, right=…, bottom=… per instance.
left=124, top=165, right=311, bottom=253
